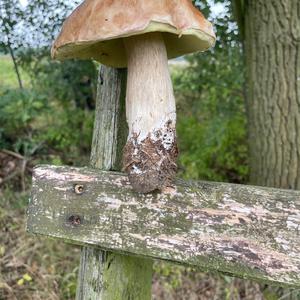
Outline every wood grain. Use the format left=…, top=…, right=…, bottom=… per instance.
left=28, top=165, right=300, bottom=288
left=74, top=66, right=152, bottom=300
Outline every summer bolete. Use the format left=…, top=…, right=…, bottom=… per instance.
left=52, top=0, right=215, bottom=193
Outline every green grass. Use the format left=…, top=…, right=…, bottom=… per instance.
left=0, top=55, right=30, bottom=90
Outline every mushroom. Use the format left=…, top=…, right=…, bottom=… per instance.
left=52, top=0, right=215, bottom=193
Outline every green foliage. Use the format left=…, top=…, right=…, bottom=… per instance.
left=38, top=106, right=94, bottom=165
left=61, top=266, right=78, bottom=299
left=0, top=88, right=48, bottom=154
left=154, top=262, right=184, bottom=290
left=0, top=54, right=96, bottom=166
left=17, top=48, right=97, bottom=109
left=0, top=86, right=94, bottom=164
left=169, top=0, right=248, bottom=183
left=174, top=46, right=248, bottom=183
left=193, top=0, right=239, bottom=49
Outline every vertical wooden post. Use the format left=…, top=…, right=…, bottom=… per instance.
left=75, top=66, right=153, bottom=300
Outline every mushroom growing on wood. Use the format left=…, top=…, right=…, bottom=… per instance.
left=51, top=0, right=215, bottom=193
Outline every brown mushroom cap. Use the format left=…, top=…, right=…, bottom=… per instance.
left=51, top=0, right=216, bottom=67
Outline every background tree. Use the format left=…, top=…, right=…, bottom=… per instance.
left=24, top=0, right=80, bottom=47
left=0, top=0, right=81, bottom=90
left=0, top=0, right=24, bottom=89
left=233, top=0, right=300, bottom=190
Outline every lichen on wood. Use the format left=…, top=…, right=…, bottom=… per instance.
left=28, top=165, right=300, bottom=288
left=73, top=65, right=152, bottom=300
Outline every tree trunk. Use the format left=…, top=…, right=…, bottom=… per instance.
left=244, top=0, right=300, bottom=189
left=8, top=44, right=23, bottom=90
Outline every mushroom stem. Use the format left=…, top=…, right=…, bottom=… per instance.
left=123, top=32, right=178, bottom=193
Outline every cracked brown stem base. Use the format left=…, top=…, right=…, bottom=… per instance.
left=123, top=122, right=178, bottom=193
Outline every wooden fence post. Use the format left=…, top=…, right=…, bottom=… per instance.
left=75, top=66, right=153, bottom=300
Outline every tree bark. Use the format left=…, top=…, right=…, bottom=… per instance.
left=244, top=0, right=300, bottom=189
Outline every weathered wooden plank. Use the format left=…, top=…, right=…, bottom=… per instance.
left=28, top=165, right=300, bottom=288
left=75, top=66, right=152, bottom=300
left=89, top=66, right=127, bottom=172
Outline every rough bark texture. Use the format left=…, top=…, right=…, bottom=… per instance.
left=244, top=0, right=300, bottom=189
left=123, top=33, right=178, bottom=193
left=28, top=165, right=300, bottom=288
left=75, top=66, right=152, bottom=300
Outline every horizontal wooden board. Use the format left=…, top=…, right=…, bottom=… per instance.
left=27, top=165, right=300, bottom=287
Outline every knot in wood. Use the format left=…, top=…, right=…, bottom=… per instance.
left=74, top=184, right=84, bottom=195
left=68, top=215, right=82, bottom=226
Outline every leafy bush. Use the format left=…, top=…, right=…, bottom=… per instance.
left=0, top=87, right=95, bottom=166
left=37, top=106, right=94, bottom=165
left=0, top=88, right=48, bottom=154
left=17, top=48, right=97, bottom=110
left=0, top=50, right=97, bottom=167
left=173, top=46, right=248, bottom=183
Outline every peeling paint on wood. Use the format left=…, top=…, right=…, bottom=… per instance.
left=27, top=165, right=300, bottom=287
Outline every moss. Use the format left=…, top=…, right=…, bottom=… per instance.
left=28, top=165, right=300, bottom=289
left=101, top=253, right=153, bottom=300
